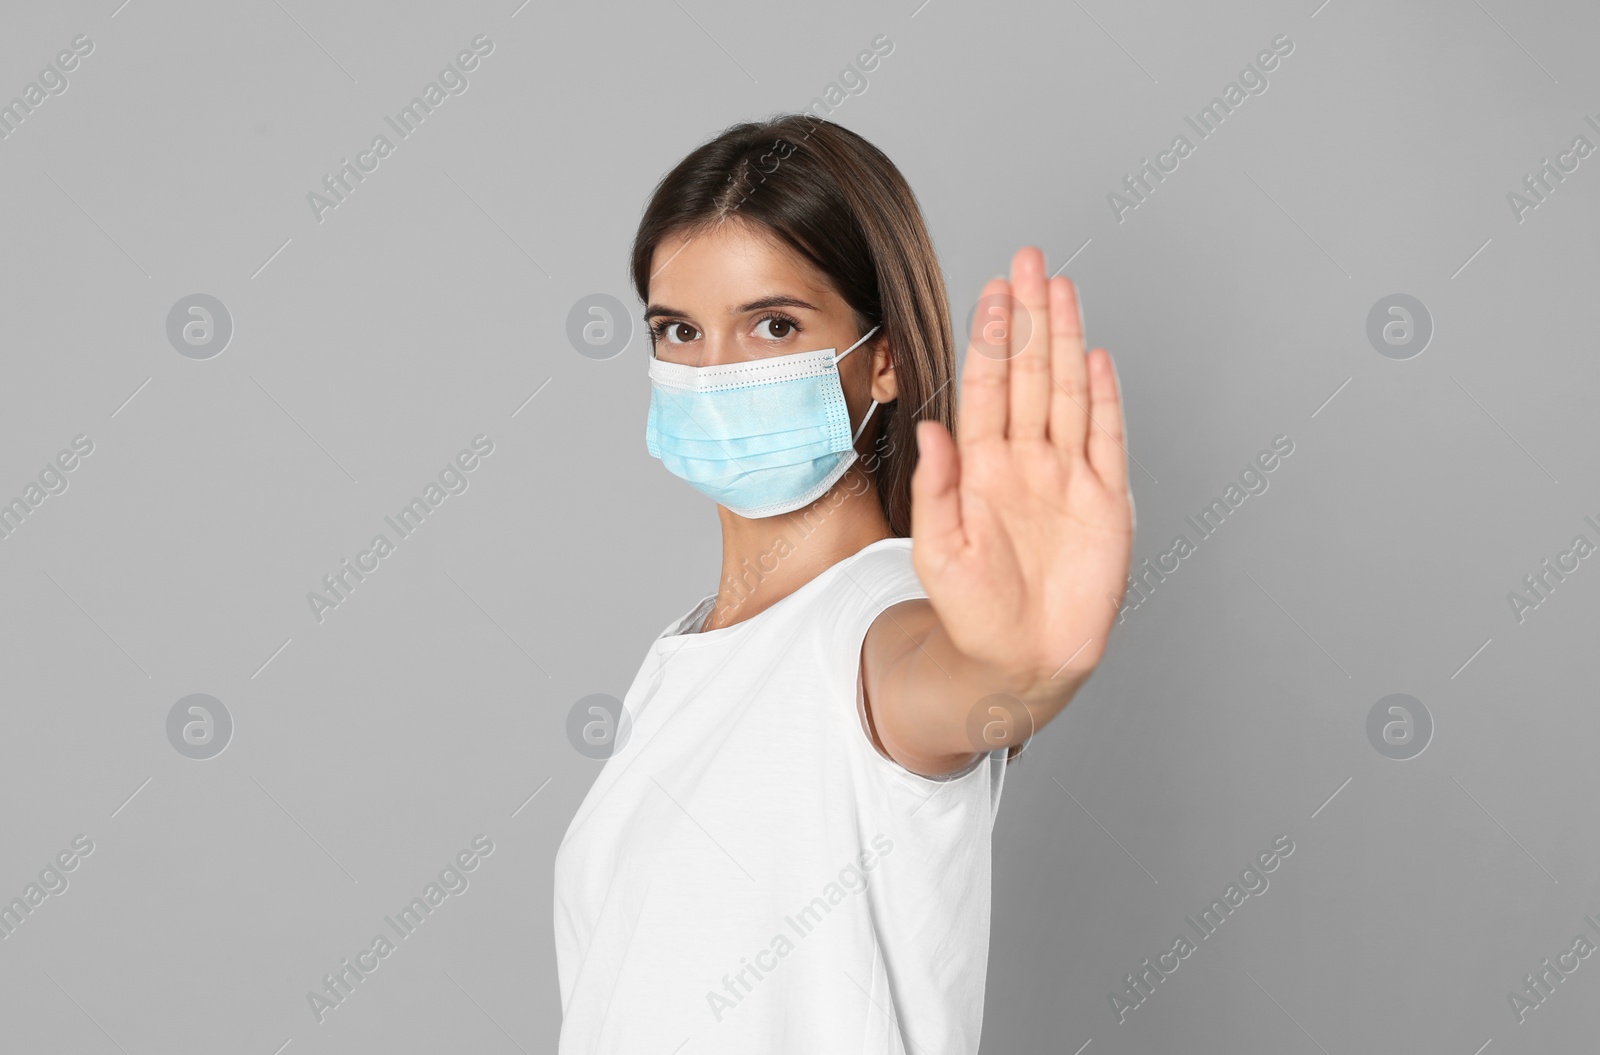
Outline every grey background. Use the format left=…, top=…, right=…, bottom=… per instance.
left=1, top=0, right=1596, bottom=1051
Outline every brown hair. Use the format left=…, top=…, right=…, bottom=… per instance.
left=628, top=114, right=955, bottom=538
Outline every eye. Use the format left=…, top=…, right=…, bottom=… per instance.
left=753, top=313, right=800, bottom=341
left=651, top=320, right=699, bottom=345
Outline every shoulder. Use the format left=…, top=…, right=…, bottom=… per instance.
left=799, top=538, right=926, bottom=684
left=827, top=537, right=925, bottom=613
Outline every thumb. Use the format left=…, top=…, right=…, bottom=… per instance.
left=911, top=419, right=963, bottom=565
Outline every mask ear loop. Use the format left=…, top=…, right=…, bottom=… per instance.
left=832, top=324, right=884, bottom=446
left=832, top=323, right=881, bottom=366
left=851, top=399, right=879, bottom=445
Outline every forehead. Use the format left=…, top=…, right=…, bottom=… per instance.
left=647, top=220, right=837, bottom=308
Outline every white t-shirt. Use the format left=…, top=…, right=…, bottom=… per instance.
left=553, top=537, right=1008, bottom=1054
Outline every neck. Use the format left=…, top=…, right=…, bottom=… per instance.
left=702, top=463, right=893, bottom=631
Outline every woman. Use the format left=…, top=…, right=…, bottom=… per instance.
left=554, top=114, right=1133, bottom=1053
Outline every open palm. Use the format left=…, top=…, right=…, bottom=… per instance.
left=910, top=246, right=1134, bottom=693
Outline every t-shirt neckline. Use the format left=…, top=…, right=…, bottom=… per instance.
left=653, top=536, right=910, bottom=654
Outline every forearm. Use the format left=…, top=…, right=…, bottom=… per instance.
left=871, top=601, right=1091, bottom=761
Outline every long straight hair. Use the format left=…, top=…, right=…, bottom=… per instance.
left=629, top=114, right=956, bottom=539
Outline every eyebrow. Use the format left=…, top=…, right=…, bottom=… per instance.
left=643, top=294, right=822, bottom=320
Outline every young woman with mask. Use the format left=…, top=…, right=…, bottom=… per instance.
left=554, top=114, right=1134, bottom=1054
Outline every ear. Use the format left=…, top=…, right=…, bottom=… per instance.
left=868, top=333, right=899, bottom=404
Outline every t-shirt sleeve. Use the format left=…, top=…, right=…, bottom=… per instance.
left=829, top=541, right=928, bottom=692
left=827, top=540, right=973, bottom=779
left=828, top=541, right=1010, bottom=814
left=833, top=539, right=929, bottom=625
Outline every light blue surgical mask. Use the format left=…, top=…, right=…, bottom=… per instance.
left=645, top=325, right=882, bottom=518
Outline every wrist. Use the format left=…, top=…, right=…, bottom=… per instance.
left=962, top=653, right=1087, bottom=706
left=924, top=619, right=1094, bottom=711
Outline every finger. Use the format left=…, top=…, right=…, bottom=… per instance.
left=911, top=419, right=964, bottom=565
left=1084, top=347, right=1129, bottom=491
left=1047, top=275, right=1090, bottom=459
left=960, top=277, right=1012, bottom=447
left=1006, top=246, right=1051, bottom=441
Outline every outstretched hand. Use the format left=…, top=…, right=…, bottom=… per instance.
left=910, top=246, right=1134, bottom=699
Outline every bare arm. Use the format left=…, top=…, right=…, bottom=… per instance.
left=862, top=598, right=1091, bottom=776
